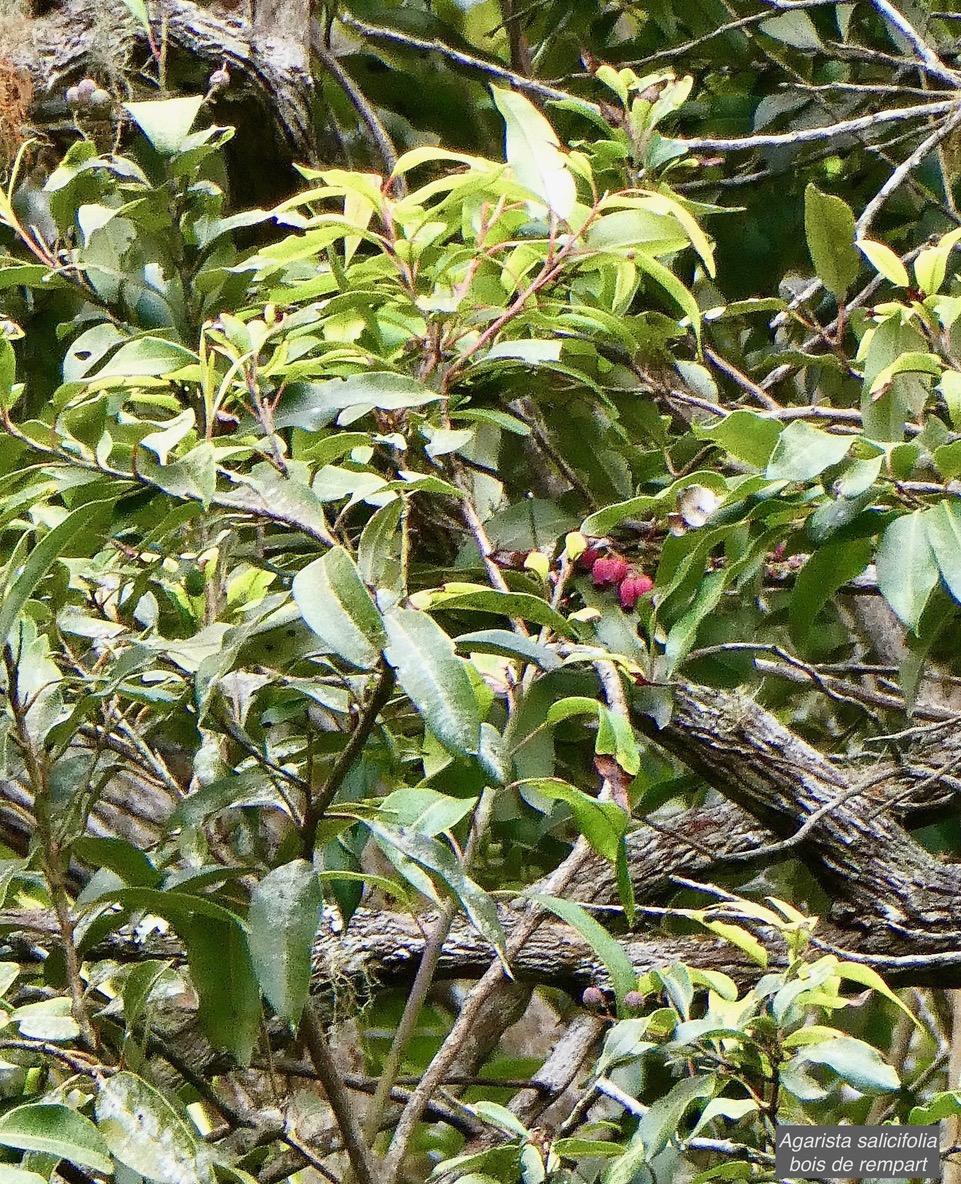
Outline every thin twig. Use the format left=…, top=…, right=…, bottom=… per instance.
left=302, top=1005, right=381, bottom=1184
left=676, top=99, right=956, bottom=152
left=302, top=662, right=397, bottom=856
left=867, top=0, right=961, bottom=88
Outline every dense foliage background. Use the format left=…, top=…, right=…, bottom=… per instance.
left=4, top=1, right=961, bottom=1182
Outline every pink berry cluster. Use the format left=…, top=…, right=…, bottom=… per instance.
left=577, top=547, right=654, bottom=610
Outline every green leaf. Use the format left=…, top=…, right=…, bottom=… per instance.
left=276, top=373, right=443, bottom=431
left=370, top=822, right=508, bottom=968
left=183, top=913, right=261, bottom=1066
left=384, top=607, right=481, bottom=757
left=0, top=338, right=16, bottom=411
left=699, top=920, right=768, bottom=967
left=791, top=538, right=872, bottom=644
left=877, top=512, right=939, bottom=629
left=857, top=239, right=910, bottom=287
left=605, top=1076, right=716, bottom=1184
left=518, top=779, right=628, bottom=862
left=910, top=1091, right=961, bottom=1124
left=140, top=409, right=196, bottom=464
left=766, top=420, right=853, bottom=481
left=468, top=1101, right=530, bottom=1138
left=293, top=546, right=386, bottom=669
left=455, top=629, right=561, bottom=671
left=663, top=568, right=727, bottom=675
left=93, top=337, right=196, bottom=379
left=357, top=499, right=402, bottom=586
left=96, top=1071, right=203, bottom=1184
left=123, top=97, right=204, bottom=155
left=0, top=500, right=113, bottom=644
left=760, top=10, right=824, bottom=48
left=491, top=86, right=576, bottom=219
left=587, top=209, right=691, bottom=257
left=248, top=859, right=322, bottom=1027
left=118, top=0, right=149, bottom=28
left=0, top=1168, right=48, bottom=1184
left=693, top=411, right=783, bottom=469
left=532, top=893, right=636, bottom=999
left=595, top=704, right=641, bottom=776
left=804, top=184, right=859, bottom=298
left=431, top=588, right=572, bottom=635
left=793, top=1036, right=899, bottom=1093
left=868, top=351, right=942, bottom=396
left=925, top=500, right=961, bottom=603
left=73, top=837, right=161, bottom=888
left=381, top=788, right=477, bottom=836
left=0, top=1105, right=111, bottom=1176
left=834, top=960, right=921, bottom=1027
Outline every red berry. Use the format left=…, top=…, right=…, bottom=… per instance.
left=592, top=556, right=629, bottom=588
left=618, top=572, right=654, bottom=609
left=576, top=546, right=602, bottom=572
left=582, top=986, right=605, bottom=1009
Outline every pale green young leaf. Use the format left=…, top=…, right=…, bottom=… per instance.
left=804, top=184, right=859, bottom=299
left=491, top=86, right=576, bottom=219
left=857, top=239, right=910, bottom=287
left=123, top=97, right=204, bottom=155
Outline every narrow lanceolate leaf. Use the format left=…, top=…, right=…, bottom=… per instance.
left=766, top=420, right=852, bottom=481
left=925, top=500, right=961, bottom=603
left=384, top=607, right=481, bottom=757
left=877, top=512, right=939, bottom=630
left=182, top=915, right=261, bottom=1067
left=96, top=1072, right=203, bottom=1184
left=293, top=546, right=385, bottom=669
left=0, top=500, right=113, bottom=644
left=0, top=1104, right=112, bottom=1176
left=517, top=779, right=628, bottom=863
left=491, top=85, right=576, bottom=219
left=370, top=822, right=509, bottom=969
left=248, top=859, right=322, bottom=1027
left=804, top=184, right=859, bottom=299
left=531, top=894, right=636, bottom=1000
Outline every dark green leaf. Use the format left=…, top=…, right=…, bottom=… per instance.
left=293, top=546, right=386, bottom=669
left=766, top=421, right=853, bottom=481
left=370, top=821, right=508, bottom=969
left=248, top=859, right=322, bottom=1026
left=384, top=607, right=480, bottom=757
left=531, top=893, right=636, bottom=1000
